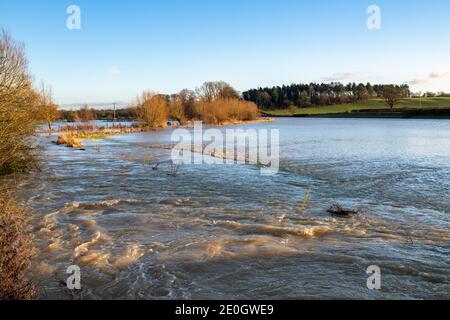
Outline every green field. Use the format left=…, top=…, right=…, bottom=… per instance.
left=265, top=97, right=450, bottom=116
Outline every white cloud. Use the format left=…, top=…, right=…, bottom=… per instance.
left=430, top=69, right=450, bottom=79
left=408, top=78, right=430, bottom=85
left=110, top=66, right=121, bottom=76
left=408, top=68, right=450, bottom=86
left=322, top=71, right=364, bottom=82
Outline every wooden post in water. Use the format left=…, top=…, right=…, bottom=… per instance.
left=113, top=102, right=117, bottom=124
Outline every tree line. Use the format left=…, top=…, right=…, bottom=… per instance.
left=59, top=106, right=136, bottom=122
left=59, top=81, right=259, bottom=128
left=59, top=81, right=417, bottom=126
left=243, top=82, right=411, bottom=110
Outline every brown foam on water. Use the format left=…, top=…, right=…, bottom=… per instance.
left=80, top=219, right=99, bottom=231
left=34, top=262, right=56, bottom=276
left=113, top=244, right=145, bottom=269
left=153, top=220, right=334, bottom=262
left=74, top=230, right=110, bottom=258
left=39, top=211, right=59, bottom=233
left=158, top=236, right=303, bottom=262
left=216, top=220, right=333, bottom=238
left=77, top=250, right=112, bottom=270
left=75, top=199, right=140, bottom=210
left=47, top=238, right=62, bottom=252
left=35, top=205, right=149, bottom=276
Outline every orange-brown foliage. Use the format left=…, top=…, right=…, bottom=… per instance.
left=193, top=98, right=259, bottom=124
left=135, top=92, right=169, bottom=128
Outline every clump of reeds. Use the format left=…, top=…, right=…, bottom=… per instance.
left=56, top=134, right=84, bottom=148
left=0, top=191, right=36, bottom=300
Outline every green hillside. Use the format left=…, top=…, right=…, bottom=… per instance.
left=265, top=98, right=450, bottom=116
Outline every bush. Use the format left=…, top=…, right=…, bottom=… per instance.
left=0, top=30, right=36, bottom=175
left=193, top=98, right=259, bottom=124
left=0, top=191, right=36, bottom=300
left=135, top=92, right=169, bottom=128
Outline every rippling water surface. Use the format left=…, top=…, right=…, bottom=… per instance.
left=16, top=118, right=450, bottom=299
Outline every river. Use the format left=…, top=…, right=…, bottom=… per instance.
left=15, top=118, right=450, bottom=299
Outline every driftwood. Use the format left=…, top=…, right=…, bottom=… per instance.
left=167, top=163, right=180, bottom=177
left=152, top=162, right=160, bottom=171
left=327, top=204, right=359, bottom=217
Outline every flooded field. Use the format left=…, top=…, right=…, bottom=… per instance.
left=13, top=118, right=450, bottom=299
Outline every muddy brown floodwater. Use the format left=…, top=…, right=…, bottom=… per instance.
left=12, top=118, right=450, bottom=299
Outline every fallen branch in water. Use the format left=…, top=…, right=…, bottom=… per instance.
left=167, top=162, right=180, bottom=177
left=327, top=203, right=359, bottom=217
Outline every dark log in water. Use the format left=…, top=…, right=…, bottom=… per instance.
left=327, top=204, right=359, bottom=217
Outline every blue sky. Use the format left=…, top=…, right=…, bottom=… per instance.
left=1, top=0, right=450, bottom=105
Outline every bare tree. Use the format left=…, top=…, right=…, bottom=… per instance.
left=196, top=81, right=239, bottom=102
left=169, top=94, right=185, bottom=123
left=178, top=89, right=196, bottom=119
left=196, top=82, right=217, bottom=102
left=0, top=30, right=35, bottom=174
left=38, top=81, right=59, bottom=130
left=218, top=83, right=239, bottom=100
left=383, top=85, right=402, bottom=109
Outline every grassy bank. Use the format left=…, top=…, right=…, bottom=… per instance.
left=54, top=124, right=146, bottom=148
left=264, top=98, right=450, bottom=116
left=53, top=118, right=273, bottom=149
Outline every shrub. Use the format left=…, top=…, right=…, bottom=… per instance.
left=0, top=191, right=36, bottom=300
left=55, top=134, right=84, bottom=148
left=193, top=98, right=259, bottom=124
left=0, top=30, right=36, bottom=175
left=135, top=92, right=169, bottom=128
